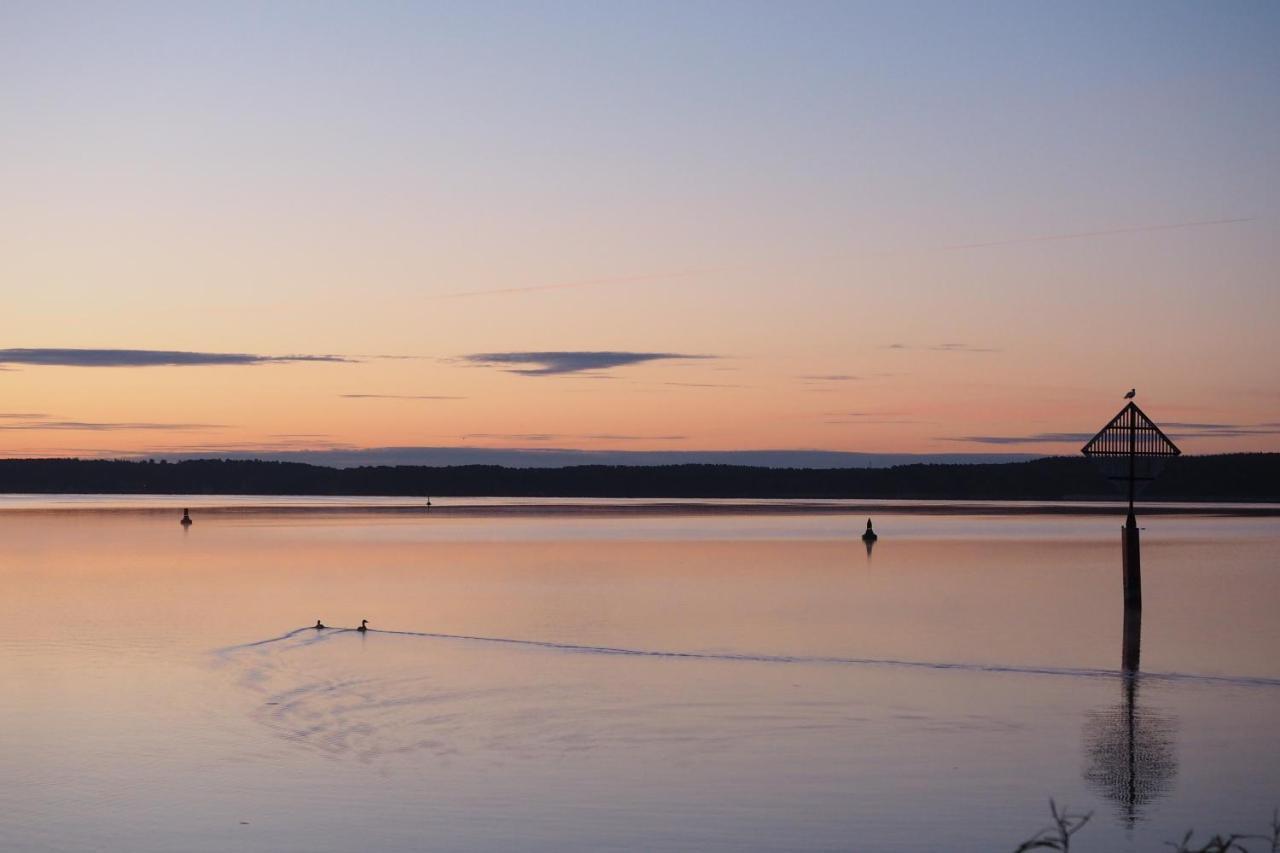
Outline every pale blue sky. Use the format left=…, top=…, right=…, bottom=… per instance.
left=2, top=2, right=1277, bottom=459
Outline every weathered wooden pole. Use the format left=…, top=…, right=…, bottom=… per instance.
left=1122, top=511, right=1142, bottom=609
left=1121, top=603, right=1141, bottom=673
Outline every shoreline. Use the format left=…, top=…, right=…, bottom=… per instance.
left=3, top=496, right=1279, bottom=517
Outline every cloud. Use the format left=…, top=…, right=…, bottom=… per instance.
left=1163, top=423, right=1280, bottom=439
left=0, top=348, right=351, bottom=367
left=1161, top=422, right=1265, bottom=431
left=0, top=420, right=227, bottom=432
left=885, top=343, right=1000, bottom=353
left=932, top=343, right=1000, bottom=353
left=341, top=394, right=466, bottom=400
left=464, top=351, right=714, bottom=376
left=943, top=432, right=1094, bottom=445
left=799, top=374, right=861, bottom=381
left=0, top=412, right=48, bottom=419
left=945, top=422, right=1280, bottom=445
left=359, top=354, right=436, bottom=360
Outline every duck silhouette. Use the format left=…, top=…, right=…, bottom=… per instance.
left=357, top=619, right=369, bottom=633
left=314, top=620, right=326, bottom=630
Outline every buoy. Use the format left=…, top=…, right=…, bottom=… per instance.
left=861, top=518, right=877, bottom=542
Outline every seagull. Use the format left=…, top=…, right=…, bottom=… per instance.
left=1124, top=388, right=1136, bottom=399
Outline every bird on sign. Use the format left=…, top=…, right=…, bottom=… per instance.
left=1124, top=388, right=1136, bottom=399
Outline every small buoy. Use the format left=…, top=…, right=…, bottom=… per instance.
left=861, top=518, right=877, bottom=542
left=180, top=508, right=192, bottom=526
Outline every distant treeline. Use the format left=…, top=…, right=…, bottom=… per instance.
left=0, top=454, right=1276, bottom=501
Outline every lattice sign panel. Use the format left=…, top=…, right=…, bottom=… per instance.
left=1081, top=403, right=1181, bottom=497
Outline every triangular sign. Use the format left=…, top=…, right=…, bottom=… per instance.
left=1081, top=402, right=1180, bottom=495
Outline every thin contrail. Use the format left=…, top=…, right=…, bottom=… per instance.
left=940, top=216, right=1255, bottom=251
left=437, top=268, right=720, bottom=299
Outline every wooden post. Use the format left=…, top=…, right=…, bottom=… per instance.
left=1121, top=602, right=1141, bottom=673
left=1122, top=510, right=1142, bottom=610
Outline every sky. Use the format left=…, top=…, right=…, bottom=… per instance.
left=2, top=1, right=1278, bottom=465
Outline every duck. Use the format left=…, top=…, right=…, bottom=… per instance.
left=314, top=620, right=326, bottom=630
left=180, top=508, right=192, bottom=526
left=861, top=519, right=878, bottom=542
left=357, top=619, right=369, bottom=633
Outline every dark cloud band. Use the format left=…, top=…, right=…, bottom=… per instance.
left=946, top=422, right=1280, bottom=445
left=464, top=351, right=714, bottom=375
left=0, top=348, right=350, bottom=367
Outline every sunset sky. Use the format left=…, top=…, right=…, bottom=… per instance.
left=3, top=2, right=1278, bottom=464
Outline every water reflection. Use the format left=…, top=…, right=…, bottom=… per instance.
left=1083, top=608, right=1178, bottom=825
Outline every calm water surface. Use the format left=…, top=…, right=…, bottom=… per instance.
left=1, top=499, right=1277, bottom=852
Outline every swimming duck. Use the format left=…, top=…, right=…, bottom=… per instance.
left=314, top=620, right=326, bottom=630
left=861, top=519, right=878, bottom=542
left=357, top=619, right=369, bottom=633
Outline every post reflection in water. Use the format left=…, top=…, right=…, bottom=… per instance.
left=1083, top=607, right=1178, bottom=826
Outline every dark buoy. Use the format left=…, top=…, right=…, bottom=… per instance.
left=861, top=518, right=877, bottom=542
left=314, top=620, right=326, bottom=630
left=180, top=508, right=192, bottom=526
left=357, top=619, right=369, bottom=633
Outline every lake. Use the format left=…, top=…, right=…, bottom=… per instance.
left=1, top=497, right=1277, bottom=852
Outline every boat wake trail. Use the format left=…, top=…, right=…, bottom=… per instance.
left=218, top=625, right=1280, bottom=690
